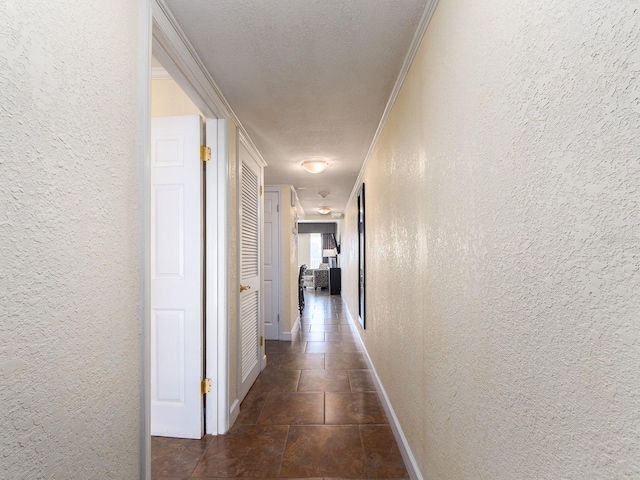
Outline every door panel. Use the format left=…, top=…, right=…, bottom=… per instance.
left=152, top=310, right=185, bottom=402
left=263, top=191, right=280, bottom=340
left=238, top=143, right=262, bottom=401
left=151, top=115, right=204, bottom=439
left=240, top=290, right=260, bottom=382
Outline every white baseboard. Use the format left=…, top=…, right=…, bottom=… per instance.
left=280, top=315, right=300, bottom=341
left=344, top=307, right=424, bottom=480
left=228, top=398, right=240, bottom=429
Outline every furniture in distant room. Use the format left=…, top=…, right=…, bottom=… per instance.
left=302, top=266, right=315, bottom=289
left=298, top=265, right=306, bottom=314
left=313, top=264, right=329, bottom=290
left=303, top=263, right=330, bottom=290
left=330, top=267, right=341, bottom=295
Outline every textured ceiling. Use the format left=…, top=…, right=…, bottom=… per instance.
left=163, top=0, right=428, bottom=218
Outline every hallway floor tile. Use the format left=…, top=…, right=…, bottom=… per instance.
left=151, top=290, right=408, bottom=479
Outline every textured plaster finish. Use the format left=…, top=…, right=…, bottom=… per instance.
left=163, top=0, right=428, bottom=218
left=343, top=1, right=640, bottom=478
left=0, top=1, right=141, bottom=478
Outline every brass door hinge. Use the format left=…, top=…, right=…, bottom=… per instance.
left=260, top=336, right=264, bottom=347
left=259, top=185, right=263, bottom=196
left=201, top=378, right=211, bottom=394
left=200, top=146, right=211, bottom=162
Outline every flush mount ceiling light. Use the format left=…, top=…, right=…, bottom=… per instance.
left=318, top=206, right=332, bottom=215
left=318, top=191, right=329, bottom=198
left=301, top=159, right=329, bottom=174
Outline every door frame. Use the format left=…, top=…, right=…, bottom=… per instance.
left=141, top=3, right=268, bottom=475
left=150, top=0, right=231, bottom=438
left=264, top=186, right=283, bottom=341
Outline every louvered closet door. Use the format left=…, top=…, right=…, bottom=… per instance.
left=238, top=142, right=262, bottom=401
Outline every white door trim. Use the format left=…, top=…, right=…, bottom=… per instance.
left=205, top=118, right=231, bottom=435
left=138, top=2, right=152, bottom=479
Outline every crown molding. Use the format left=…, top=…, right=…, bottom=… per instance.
left=347, top=0, right=439, bottom=207
left=151, top=66, right=171, bottom=79
left=238, top=128, right=267, bottom=168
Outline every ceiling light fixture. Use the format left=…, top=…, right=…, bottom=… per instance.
left=318, top=206, right=331, bottom=215
left=301, top=160, right=329, bottom=174
left=318, top=191, right=329, bottom=198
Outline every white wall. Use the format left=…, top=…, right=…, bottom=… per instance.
left=298, top=233, right=311, bottom=267
left=0, top=1, right=142, bottom=477
left=151, top=74, right=202, bottom=117
left=343, top=1, right=640, bottom=478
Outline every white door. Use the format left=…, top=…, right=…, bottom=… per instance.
left=238, top=142, right=262, bottom=401
left=263, top=190, right=280, bottom=340
left=150, top=115, right=204, bottom=439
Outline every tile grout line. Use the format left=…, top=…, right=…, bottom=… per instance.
left=255, top=390, right=271, bottom=425
left=357, top=423, right=369, bottom=479
left=323, top=391, right=326, bottom=425
left=187, top=436, right=214, bottom=479
left=276, top=424, right=291, bottom=479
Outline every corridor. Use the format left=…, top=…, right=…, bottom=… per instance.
left=151, top=290, right=408, bottom=479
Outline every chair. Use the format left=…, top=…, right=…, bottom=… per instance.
left=303, top=268, right=315, bottom=289
left=298, top=265, right=306, bottom=313
left=312, top=268, right=329, bottom=290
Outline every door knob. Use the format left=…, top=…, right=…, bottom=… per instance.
left=240, top=284, right=251, bottom=292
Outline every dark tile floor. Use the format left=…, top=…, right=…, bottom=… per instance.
left=151, top=290, right=409, bottom=479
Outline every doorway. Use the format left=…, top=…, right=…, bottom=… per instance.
left=149, top=58, right=207, bottom=439
left=149, top=51, right=231, bottom=439
left=144, top=3, right=265, bottom=471
left=263, top=189, right=281, bottom=340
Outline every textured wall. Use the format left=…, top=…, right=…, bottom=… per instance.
left=343, top=0, right=640, bottom=478
left=0, top=1, right=142, bottom=478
